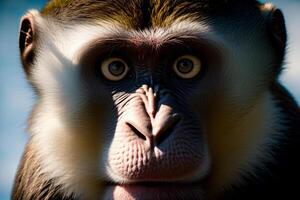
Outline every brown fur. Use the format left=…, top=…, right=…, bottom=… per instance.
left=12, top=141, right=74, bottom=200
left=41, top=0, right=259, bottom=29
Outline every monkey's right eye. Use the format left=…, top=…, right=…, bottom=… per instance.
left=100, top=58, right=129, bottom=81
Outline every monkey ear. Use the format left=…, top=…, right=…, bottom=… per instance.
left=19, top=12, right=37, bottom=75
left=261, top=4, right=287, bottom=51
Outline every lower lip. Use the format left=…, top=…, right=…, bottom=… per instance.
left=102, top=184, right=204, bottom=200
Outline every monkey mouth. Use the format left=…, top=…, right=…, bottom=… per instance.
left=102, top=182, right=204, bottom=200
left=102, top=156, right=210, bottom=199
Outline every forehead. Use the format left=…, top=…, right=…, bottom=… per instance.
left=42, top=0, right=259, bottom=29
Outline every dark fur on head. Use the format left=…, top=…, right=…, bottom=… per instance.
left=42, top=0, right=259, bottom=28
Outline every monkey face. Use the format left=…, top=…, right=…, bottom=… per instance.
left=79, top=39, right=219, bottom=183
left=17, top=1, right=288, bottom=199
left=77, top=39, right=215, bottom=198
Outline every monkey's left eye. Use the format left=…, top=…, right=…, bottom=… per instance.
left=173, top=55, right=202, bottom=79
left=101, top=58, right=129, bottom=81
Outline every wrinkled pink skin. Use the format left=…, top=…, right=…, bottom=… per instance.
left=103, top=185, right=204, bottom=200
left=102, top=86, right=207, bottom=199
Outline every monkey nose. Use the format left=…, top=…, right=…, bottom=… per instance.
left=152, top=104, right=182, bottom=145
left=125, top=121, right=152, bottom=142
left=124, top=107, right=153, bottom=141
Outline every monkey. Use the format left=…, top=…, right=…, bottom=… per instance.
left=12, top=0, right=300, bottom=199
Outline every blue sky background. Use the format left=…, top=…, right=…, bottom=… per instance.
left=0, top=0, right=299, bottom=199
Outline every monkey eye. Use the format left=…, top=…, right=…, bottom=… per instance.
left=173, top=55, right=201, bottom=79
left=100, top=58, right=129, bottom=81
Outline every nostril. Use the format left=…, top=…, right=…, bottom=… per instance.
left=126, top=122, right=147, bottom=141
left=155, top=114, right=182, bottom=145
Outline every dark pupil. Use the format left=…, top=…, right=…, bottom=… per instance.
left=108, top=61, right=126, bottom=76
left=177, top=58, right=193, bottom=73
